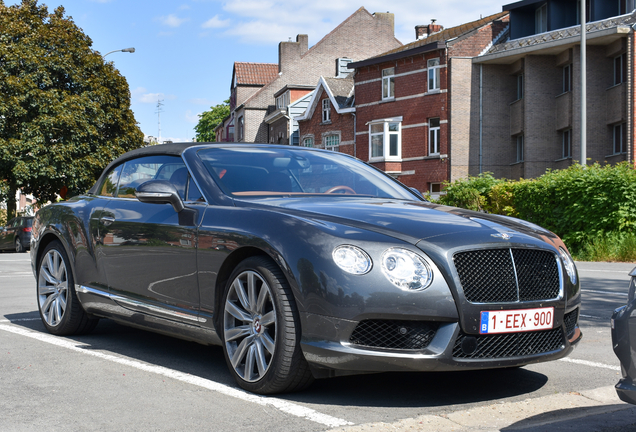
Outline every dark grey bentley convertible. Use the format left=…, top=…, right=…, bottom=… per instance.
left=31, top=143, right=582, bottom=394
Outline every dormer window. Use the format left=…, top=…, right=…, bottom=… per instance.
left=276, top=91, right=290, bottom=110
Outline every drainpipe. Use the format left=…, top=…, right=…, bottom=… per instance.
left=479, top=64, right=483, bottom=174
left=580, top=0, right=587, bottom=166
left=352, top=113, right=357, bottom=158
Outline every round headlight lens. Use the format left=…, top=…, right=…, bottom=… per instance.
left=381, top=248, right=433, bottom=290
left=332, top=245, right=372, bottom=275
left=559, top=247, right=577, bottom=285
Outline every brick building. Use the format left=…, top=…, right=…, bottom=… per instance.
left=340, top=12, right=509, bottom=197
left=226, top=8, right=402, bottom=144
left=295, top=76, right=355, bottom=152
left=471, top=0, right=636, bottom=179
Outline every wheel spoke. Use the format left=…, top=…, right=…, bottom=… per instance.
left=254, top=339, right=268, bottom=377
left=41, top=294, right=56, bottom=317
left=57, top=291, right=67, bottom=311
left=38, top=284, right=56, bottom=296
left=54, top=298, right=63, bottom=323
left=231, top=337, right=251, bottom=369
left=261, top=332, right=276, bottom=355
left=225, top=300, right=251, bottom=322
left=244, top=344, right=256, bottom=380
left=40, top=266, right=57, bottom=285
left=225, top=325, right=251, bottom=342
left=247, top=272, right=258, bottom=313
left=233, top=279, right=250, bottom=312
left=256, top=284, right=269, bottom=315
left=260, top=310, right=275, bottom=328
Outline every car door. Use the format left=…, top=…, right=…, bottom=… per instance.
left=98, top=155, right=201, bottom=324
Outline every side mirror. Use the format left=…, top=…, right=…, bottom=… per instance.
left=409, top=187, right=428, bottom=201
left=135, top=180, right=184, bottom=213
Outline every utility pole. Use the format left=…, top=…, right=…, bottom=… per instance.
left=156, top=99, right=164, bottom=143
left=580, top=0, right=587, bottom=166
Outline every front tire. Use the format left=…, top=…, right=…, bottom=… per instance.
left=222, top=256, right=313, bottom=394
left=37, top=240, right=98, bottom=335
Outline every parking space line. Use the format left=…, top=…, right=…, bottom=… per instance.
left=0, top=323, right=353, bottom=428
left=0, top=318, right=40, bottom=323
left=559, top=357, right=620, bottom=371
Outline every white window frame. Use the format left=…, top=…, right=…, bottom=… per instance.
left=429, top=118, right=440, bottom=155
left=516, top=135, right=524, bottom=162
left=535, top=3, right=547, bottom=33
left=302, top=136, right=314, bottom=147
left=369, top=118, right=402, bottom=162
left=429, top=182, right=445, bottom=199
left=382, top=67, right=395, bottom=100
left=562, top=129, right=572, bottom=158
left=427, top=58, right=441, bottom=92
left=323, top=133, right=340, bottom=151
left=322, top=98, right=331, bottom=123
left=276, top=91, right=290, bottom=109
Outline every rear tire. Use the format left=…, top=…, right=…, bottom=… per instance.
left=37, top=240, right=98, bottom=335
left=221, top=256, right=313, bottom=394
left=15, top=237, right=23, bottom=253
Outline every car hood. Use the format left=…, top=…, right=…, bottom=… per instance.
left=237, top=197, right=560, bottom=249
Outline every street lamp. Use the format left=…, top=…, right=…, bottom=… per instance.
left=102, top=47, right=135, bottom=58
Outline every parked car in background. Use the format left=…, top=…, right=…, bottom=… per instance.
left=30, top=143, right=582, bottom=394
left=0, top=216, right=33, bottom=253
left=611, top=267, right=636, bottom=404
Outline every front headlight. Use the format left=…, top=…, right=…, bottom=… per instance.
left=332, top=245, right=372, bottom=275
left=381, top=248, right=433, bottom=290
left=559, top=247, right=577, bottom=285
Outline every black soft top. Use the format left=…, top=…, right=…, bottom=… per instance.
left=88, top=142, right=200, bottom=195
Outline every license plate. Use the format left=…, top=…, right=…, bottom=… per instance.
left=479, top=307, right=554, bottom=334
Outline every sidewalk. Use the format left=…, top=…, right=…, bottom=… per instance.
left=329, top=386, right=635, bottom=431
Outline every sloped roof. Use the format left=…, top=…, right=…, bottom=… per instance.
left=358, top=11, right=509, bottom=62
left=323, top=76, right=354, bottom=109
left=233, top=62, right=279, bottom=86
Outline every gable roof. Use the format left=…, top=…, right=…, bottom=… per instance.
left=350, top=11, right=509, bottom=68
left=233, top=62, right=279, bottom=86
left=295, top=76, right=354, bottom=122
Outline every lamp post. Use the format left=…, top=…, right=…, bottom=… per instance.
left=102, top=47, right=135, bottom=58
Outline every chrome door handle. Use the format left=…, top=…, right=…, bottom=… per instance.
left=100, top=216, right=115, bottom=226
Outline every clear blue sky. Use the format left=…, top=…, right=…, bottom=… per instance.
left=8, top=0, right=504, bottom=142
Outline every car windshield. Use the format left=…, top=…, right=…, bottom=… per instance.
left=197, top=147, right=419, bottom=200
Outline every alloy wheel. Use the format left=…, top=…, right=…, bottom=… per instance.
left=38, top=249, right=69, bottom=327
left=223, top=270, right=277, bottom=383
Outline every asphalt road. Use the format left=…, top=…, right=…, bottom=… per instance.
left=1, top=252, right=635, bottom=431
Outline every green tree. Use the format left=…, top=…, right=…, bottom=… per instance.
left=0, top=0, right=143, bottom=219
left=194, top=99, right=230, bottom=142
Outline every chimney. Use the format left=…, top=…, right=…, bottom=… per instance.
left=415, top=25, right=428, bottom=39
left=427, top=19, right=443, bottom=36
left=373, top=12, right=395, bottom=34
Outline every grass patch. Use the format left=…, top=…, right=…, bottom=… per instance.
left=572, top=231, right=636, bottom=262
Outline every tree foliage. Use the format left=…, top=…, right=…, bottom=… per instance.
left=0, top=0, right=143, bottom=218
left=194, top=99, right=230, bottom=142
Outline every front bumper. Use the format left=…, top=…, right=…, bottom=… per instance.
left=301, top=308, right=582, bottom=378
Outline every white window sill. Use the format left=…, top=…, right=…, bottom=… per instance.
left=380, top=97, right=395, bottom=103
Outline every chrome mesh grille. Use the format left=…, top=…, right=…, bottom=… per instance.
left=453, top=328, right=564, bottom=359
left=453, top=249, right=560, bottom=303
left=349, top=320, right=439, bottom=350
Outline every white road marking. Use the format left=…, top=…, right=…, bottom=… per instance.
left=0, top=318, right=40, bottom=323
left=579, top=314, right=607, bottom=320
left=582, top=289, right=628, bottom=296
left=559, top=357, right=620, bottom=371
left=0, top=323, right=353, bottom=428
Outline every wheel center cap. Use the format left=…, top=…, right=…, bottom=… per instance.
left=253, top=318, right=261, bottom=334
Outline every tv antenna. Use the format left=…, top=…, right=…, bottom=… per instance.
left=156, top=98, right=164, bottom=143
